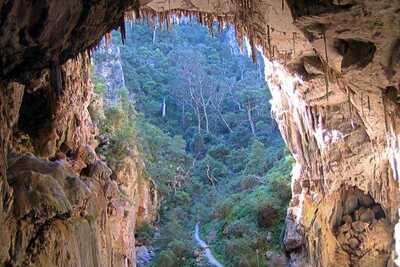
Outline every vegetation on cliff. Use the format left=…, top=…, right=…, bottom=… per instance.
left=93, top=21, right=292, bottom=266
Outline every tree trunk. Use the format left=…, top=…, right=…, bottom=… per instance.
left=196, top=106, right=201, bottom=135
left=181, top=103, right=185, bottom=128
left=199, top=87, right=210, bottom=134
left=202, top=103, right=209, bottom=134
left=152, top=25, right=157, bottom=44
left=247, top=102, right=256, bottom=136
left=161, top=97, right=166, bottom=118
left=217, top=110, right=233, bottom=133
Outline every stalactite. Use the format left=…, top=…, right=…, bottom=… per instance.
left=382, top=91, right=389, bottom=134
left=118, top=6, right=270, bottom=66
left=282, top=0, right=285, bottom=11
left=125, top=11, right=136, bottom=21
left=284, top=50, right=288, bottom=66
left=120, top=15, right=126, bottom=44
left=347, top=87, right=352, bottom=121
left=86, top=49, right=91, bottom=60
left=131, top=0, right=141, bottom=20
left=292, top=32, right=296, bottom=54
left=249, top=32, right=257, bottom=62
left=361, top=93, right=364, bottom=117
left=104, top=32, right=112, bottom=46
left=267, top=25, right=272, bottom=59
left=166, top=12, right=170, bottom=31
left=368, top=95, right=371, bottom=113
left=322, top=28, right=329, bottom=103
left=50, top=60, right=63, bottom=96
left=390, top=114, right=396, bottom=137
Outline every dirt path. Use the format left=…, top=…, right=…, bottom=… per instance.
left=194, top=223, right=224, bottom=267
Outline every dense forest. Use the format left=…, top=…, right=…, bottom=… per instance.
left=92, top=21, right=292, bottom=267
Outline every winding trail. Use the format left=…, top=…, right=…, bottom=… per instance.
left=194, top=223, right=224, bottom=267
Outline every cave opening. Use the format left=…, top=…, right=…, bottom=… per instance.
left=286, top=0, right=354, bottom=18
left=17, top=87, right=52, bottom=140
left=334, top=38, right=376, bottom=70
left=332, top=186, right=394, bottom=265
left=92, top=18, right=291, bottom=266
left=0, top=1, right=399, bottom=267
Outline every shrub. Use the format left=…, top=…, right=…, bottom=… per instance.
left=257, top=203, right=279, bottom=228
left=135, top=223, right=154, bottom=245
left=224, top=220, right=250, bottom=237
left=226, top=149, right=248, bottom=173
left=224, top=237, right=267, bottom=267
left=152, top=249, right=178, bottom=267
left=207, top=144, right=230, bottom=161
left=193, top=155, right=228, bottom=184
left=92, top=75, right=107, bottom=95
left=240, top=175, right=263, bottom=190
left=227, top=125, right=252, bottom=148
left=174, top=191, right=191, bottom=205
left=271, top=179, right=291, bottom=203
left=187, top=133, right=206, bottom=157
left=167, top=239, right=189, bottom=257
left=213, top=199, right=233, bottom=219
left=243, top=139, right=268, bottom=176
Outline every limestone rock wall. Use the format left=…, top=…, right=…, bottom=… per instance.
left=94, top=42, right=128, bottom=106
left=12, top=53, right=96, bottom=159
left=106, top=152, right=159, bottom=266
left=0, top=0, right=137, bottom=81
left=0, top=54, right=158, bottom=267
left=261, top=1, right=400, bottom=266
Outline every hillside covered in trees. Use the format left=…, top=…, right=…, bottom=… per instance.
left=93, top=21, right=292, bottom=266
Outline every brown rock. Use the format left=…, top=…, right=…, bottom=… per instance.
left=343, top=194, right=358, bottom=215
left=339, top=222, right=351, bottom=233
left=352, top=221, right=369, bottom=233
left=342, top=215, right=353, bottom=224
left=348, top=238, right=360, bottom=250
left=359, top=208, right=375, bottom=223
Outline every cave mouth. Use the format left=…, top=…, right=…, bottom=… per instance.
left=286, top=0, right=354, bottom=18
left=93, top=19, right=291, bottom=266
left=332, top=186, right=394, bottom=264
left=334, top=38, right=376, bottom=70
left=17, top=87, right=52, bottom=139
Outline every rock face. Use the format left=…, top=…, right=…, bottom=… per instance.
left=0, top=0, right=137, bottom=81
left=0, top=0, right=399, bottom=266
left=94, top=42, right=128, bottom=105
left=261, top=1, right=400, bottom=266
left=0, top=54, right=158, bottom=266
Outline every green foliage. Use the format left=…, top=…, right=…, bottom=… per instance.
left=193, top=155, right=229, bottom=184
left=135, top=116, right=190, bottom=195
left=136, top=223, right=154, bottom=245
left=93, top=21, right=292, bottom=266
left=152, top=249, right=177, bottom=267
left=174, top=191, right=191, bottom=205
left=207, top=144, right=230, bottom=161
left=240, top=175, right=262, bottom=190
left=202, top=155, right=293, bottom=266
left=226, top=148, right=248, bottom=173
left=98, top=90, right=136, bottom=161
left=243, top=139, right=268, bottom=176
left=92, top=74, right=107, bottom=95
